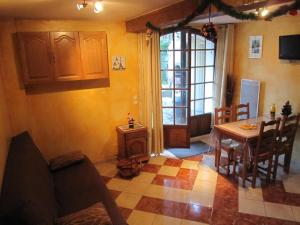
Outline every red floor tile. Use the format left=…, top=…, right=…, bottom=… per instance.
left=177, top=168, right=198, bottom=181
left=101, top=176, right=112, bottom=184
left=183, top=155, right=204, bottom=162
left=152, top=174, right=194, bottom=190
left=119, top=207, right=132, bottom=220
left=135, top=196, right=187, bottom=219
left=141, top=164, right=161, bottom=173
left=164, top=158, right=183, bottom=167
left=184, top=203, right=212, bottom=223
left=109, top=190, right=121, bottom=200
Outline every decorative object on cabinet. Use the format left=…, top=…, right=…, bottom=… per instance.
left=17, top=31, right=109, bottom=87
left=248, top=35, right=263, bottom=58
left=112, top=56, right=126, bottom=70
left=116, top=123, right=149, bottom=162
left=127, top=113, right=135, bottom=128
left=281, top=101, right=292, bottom=117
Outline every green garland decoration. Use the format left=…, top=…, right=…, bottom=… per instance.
left=265, top=0, right=300, bottom=21
left=211, top=0, right=257, bottom=20
left=146, top=0, right=300, bottom=33
left=146, top=0, right=258, bottom=33
left=146, top=0, right=211, bottom=33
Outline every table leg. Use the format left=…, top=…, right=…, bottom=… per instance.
left=242, top=142, right=248, bottom=188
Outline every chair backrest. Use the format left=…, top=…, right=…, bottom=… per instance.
left=234, top=102, right=250, bottom=121
left=214, top=106, right=234, bottom=125
left=279, top=113, right=300, bottom=147
left=254, top=118, right=281, bottom=158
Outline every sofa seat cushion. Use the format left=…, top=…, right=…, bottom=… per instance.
left=55, top=202, right=112, bottom=225
left=52, top=157, right=127, bottom=225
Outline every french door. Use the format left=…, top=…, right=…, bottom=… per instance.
left=160, top=29, right=216, bottom=148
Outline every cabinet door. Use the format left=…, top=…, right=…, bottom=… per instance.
left=18, top=32, right=54, bottom=84
left=79, top=32, right=109, bottom=79
left=126, top=137, right=147, bottom=157
left=51, top=32, right=82, bottom=81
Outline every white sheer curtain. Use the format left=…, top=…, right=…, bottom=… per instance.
left=138, top=32, right=164, bottom=155
left=214, top=24, right=235, bottom=110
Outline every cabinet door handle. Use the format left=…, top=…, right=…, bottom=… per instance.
left=52, top=55, right=55, bottom=64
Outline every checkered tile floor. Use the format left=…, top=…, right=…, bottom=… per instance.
left=96, top=153, right=300, bottom=225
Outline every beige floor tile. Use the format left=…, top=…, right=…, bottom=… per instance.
left=116, top=192, right=142, bottom=209
left=149, top=156, right=167, bottom=165
left=106, top=178, right=131, bottom=192
left=131, top=172, right=156, bottom=184
left=239, top=198, right=266, bottom=217
left=189, top=191, right=214, bottom=207
left=283, top=174, right=300, bottom=194
left=158, top=165, right=180, bottom=176
left=238, top=186, right=263, bottom=201
left=193, top=180, right=216, bottom=194
left=195, top=169, right=217, bottom=182
left=153, top=215, right=182, bottom=225
left=95, top=161, right=117, bottom=177
left=123, top=182, right=150, bottom=195
left=264, top=202, right=294, bottom=221
left=127, top=210, right=156, bottom=225
left=181, top=160, right=199, bottom=170
left=165, top=188, right=190, bottom=203
left=144, top=184, right=171, bottom=199
left=292, top=206, right=300, bottom=222
left=181, top=219, right=209, bottom=225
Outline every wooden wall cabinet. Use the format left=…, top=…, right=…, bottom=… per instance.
left=18, top=32, right=54, bottom=84
left=17, top=31, right=109, bottom=86
left=116, top=124, right=149, bottom=162
left=79, top=32, right=109, bottom=79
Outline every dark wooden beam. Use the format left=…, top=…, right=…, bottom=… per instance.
left=126, top=0, right=200, bottom=33
left=125, top=0, right=293, bottom=33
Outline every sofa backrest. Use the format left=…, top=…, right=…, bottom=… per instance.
left=0, top=132, right=57, bottom=225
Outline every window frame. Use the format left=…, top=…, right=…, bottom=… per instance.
left=160, top=28, right=216, bottom=126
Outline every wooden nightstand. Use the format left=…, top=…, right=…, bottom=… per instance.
left=116, top=123, right=149, bottom=162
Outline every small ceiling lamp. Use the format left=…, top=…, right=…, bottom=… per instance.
left=94, top=1, right=103, bottom=13
left=261, top=8, right=269, bottom=17
left=77, top=0, right=88, bottom=11
left=254, top=7, right=269, bottom=17
left=76, top=0, right=104, bottom=13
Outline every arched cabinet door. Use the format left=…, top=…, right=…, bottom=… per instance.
left=18, top=32, right=54, bottom=85
left=79, top=32, right=109, bottom=79
left=51, top=32, right=82, bottom=81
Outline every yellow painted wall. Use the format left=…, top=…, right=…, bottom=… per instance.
left=0, top=48, right=12, bottom=191
left=0, top=19, right=139, bottom=162
left=233, top=16, right=300, bottom=115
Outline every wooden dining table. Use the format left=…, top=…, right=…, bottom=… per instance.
left=214, top=116, right=277, bottom=187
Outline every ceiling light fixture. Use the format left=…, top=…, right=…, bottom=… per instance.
left=77, top=0, right=88, bottom=11
left=94, top=1, right=103, bottom=13
left=261, top=8, right=269, bottom=17
left=76, top=0, right=103, bottom=13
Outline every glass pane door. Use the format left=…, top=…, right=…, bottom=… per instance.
left=161, top=31, right=189, bottom=126
left=190, top=34, right=215, bottom=116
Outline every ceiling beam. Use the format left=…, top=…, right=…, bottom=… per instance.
left=125, top=0, right=293, bottom=33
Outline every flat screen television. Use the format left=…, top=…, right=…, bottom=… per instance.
left=279, top=35, right=300, bottom=60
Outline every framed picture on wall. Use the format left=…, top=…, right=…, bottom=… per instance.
left=248, top=36, right=263, bottom=59
left=112, top=56, right=126, bottom=70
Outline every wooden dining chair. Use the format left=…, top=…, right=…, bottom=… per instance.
left=234, top=102, right=250, bottom=121
left=214, top=106, right=237, bottom=175
left=231, top=103, right=250, bottom=175
left=249, top=118, right=281, bottom=188
left=272, top=113, right=300, bottom=180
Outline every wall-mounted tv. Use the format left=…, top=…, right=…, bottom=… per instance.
left=279, top=35, right=300, bottom=60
